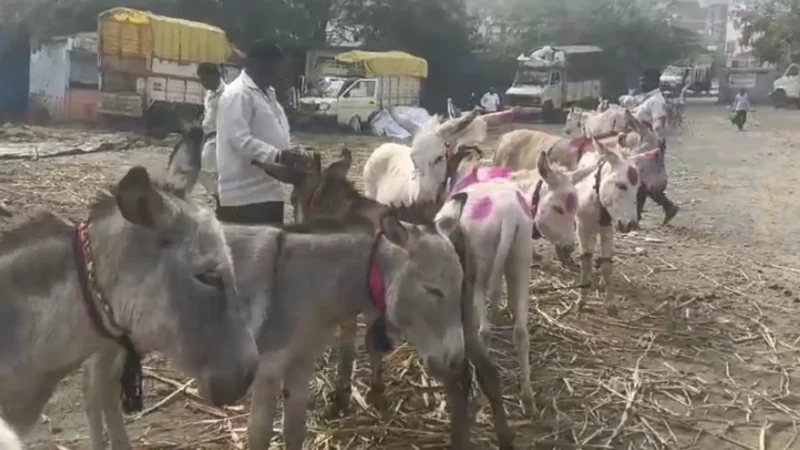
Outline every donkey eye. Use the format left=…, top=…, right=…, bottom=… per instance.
left=433, top=155, right=445, bottom=164
left=423, top=286, right=444, bottom=298
left=615, top=182, right=628, bottom=191
left=195, top=271, right=224, bottom=291
left=552, top=205, right=564, bottom=215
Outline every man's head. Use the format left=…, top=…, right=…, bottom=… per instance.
left=197, top=63, right=221, bottom=91
left=489, top=87, right=495, bottom=94
left=739, top=88, right=747, bottom=95
left=245, top=39, right=286, bottom=90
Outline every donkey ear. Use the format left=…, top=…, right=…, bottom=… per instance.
left=253, top=161, right=306, bottom=186
left=380, top=214, right=410, bottom=249
left=617, top=133, right=628, bottom=148
left=592, top=138, right=621, bottom=166
left=324, top=147, right=352, bottom=179
left=164, top=126, right=204, bottom=197
left=434, top=192, right=468, bottom=237
left=570, top=163, right=599, bottom=184
left=116, top=166, right=175, bottom=229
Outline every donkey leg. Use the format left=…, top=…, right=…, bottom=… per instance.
left=282, top=359, right=316, bottom=450
left=576, top=224, right=598, bottom=310
left=364, top=327, right=387, bottom=410
left=84, top=346, right=131, bottom=450
left=598, top=226, right=615, bottom=301
left=464, top=328, right=514, bottom=449
left=328, top=320, right=357, bottom=418
left=506, top=238, right=535, bottom=415
left=473, top=280, right=492, bottom=342
left=636, top=185, right=648, bottom=223
left=444, top=363, right=473, bottom=450
left=247, top=357, right=283, bottom=449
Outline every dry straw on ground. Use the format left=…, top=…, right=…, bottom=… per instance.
left=2, top=129, right=798, bottom=449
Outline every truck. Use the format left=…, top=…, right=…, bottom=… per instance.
left=771, top=63, right=800, bottom=108
left=96, top=7, right=239, bottom=135
left=659, top=62, right=713, bottom=97
left=504, top=45, right=605, bottom=122
left=292, top=50, right=427, bottom=132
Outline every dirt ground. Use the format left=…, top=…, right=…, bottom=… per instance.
left=5, top=102, right=800, bottom=450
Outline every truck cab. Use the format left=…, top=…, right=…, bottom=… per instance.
left=505, top=45, right=604, bottom=122
left=772, top=63, right=800, bottom=107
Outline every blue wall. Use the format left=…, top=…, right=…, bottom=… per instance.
left=0, top=26, right=31, bottom=122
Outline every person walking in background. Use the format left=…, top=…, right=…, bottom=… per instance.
left=215, top=39, right=311, bottom=225
left=732, top=88, right=750, bottom=131
left=481, top=87, right=500, bottom=113
left=196, top=62, right=225, bottom=204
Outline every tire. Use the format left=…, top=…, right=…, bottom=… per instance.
left=772, top=89, right=788, bottom=108
left=541, top=101, right=557, bottom=124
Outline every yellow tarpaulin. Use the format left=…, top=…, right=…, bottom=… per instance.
left=335, top=51, right=428, bottom=78
left=98, top=7, right=229, bottom=63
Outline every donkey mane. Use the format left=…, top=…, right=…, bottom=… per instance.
left=0, top=212, right=74, bottom=255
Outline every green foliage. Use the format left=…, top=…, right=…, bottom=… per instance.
left=736, top=0, right=800, bottom=66
left=2, top=0, right=699, bottom=105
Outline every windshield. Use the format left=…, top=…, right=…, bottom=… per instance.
left=310, top=77, right=348, bottom=97
left=663, top=66, right=686, bottom=77
left=513, top=69, right=550, bottom=87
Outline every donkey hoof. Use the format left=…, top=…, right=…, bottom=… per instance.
left=367, top=388, right=387, bottom=411
left=326, top=395, right=350, bottom=419
left=522, top=393, right=537, bottom=417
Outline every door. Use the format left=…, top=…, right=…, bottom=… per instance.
left=782, top=64, right=800, bottom=98
left=336, top=78, right=378, bottom=126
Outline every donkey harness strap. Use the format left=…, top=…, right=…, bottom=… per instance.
left=73, top=221, right=144, bottom=413
left=530, top=180, right=544, bottom=240
left=593, top=161, right=613, bottom=227
left=367, top=230, right=387, bottom=314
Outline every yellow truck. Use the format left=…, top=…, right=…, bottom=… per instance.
left=96, top=8, right=239, bottom=132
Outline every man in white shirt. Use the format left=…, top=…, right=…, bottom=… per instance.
left=633, top=69, right=679, bottom=225
left=215, top=40, right=311, bottom=225
left=196, top=62, right=225, bottom=202
left=481, top=87, right=501, bottom=113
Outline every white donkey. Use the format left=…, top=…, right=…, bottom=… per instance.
left=363, top=109, right=480, bottom=206
left=564, top=106, right=631, bottom=138
left=0, top=417, right=21, bottom=450
left=446, top=150, right=597, bottom=413
left=573, top=139, right=642, bottom=309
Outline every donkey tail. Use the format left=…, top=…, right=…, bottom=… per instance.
left=486, top=218, right=517, bottom=301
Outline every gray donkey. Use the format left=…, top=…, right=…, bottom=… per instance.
left=255, top=149, right=514, bottom=450
left=84, top=136, right=482, bottom=450
left=0, top=161, right=259, bottom=439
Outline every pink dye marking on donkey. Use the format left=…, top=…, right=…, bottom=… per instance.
left=470, top=196, right=494, bottom=220
left=452, top=167, right=513, bottom=193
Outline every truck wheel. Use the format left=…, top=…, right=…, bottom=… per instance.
left=541, top=101, right=557, bottom=124
left=348, top=116, right=362, bottom=134
left=772, top=89, right=788, bottom=108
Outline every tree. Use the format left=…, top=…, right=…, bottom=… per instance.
left=736, top=0, right=800, bottom=66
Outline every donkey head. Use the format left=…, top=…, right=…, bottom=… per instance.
left=379, top=193, right=469, bottom=376
left=590, top=139, right=641, bottom=233
left=530, top=151, right=596, bottom=249
left=95, top=166, right=258, bottom=405
left=621, top=109, right=660, bottom=148
left=563, top=107, right=585, bottom=136
left=408, top=108, right=481, bottom=190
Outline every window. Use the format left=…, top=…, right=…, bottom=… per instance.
left=786, top=65, right=800, bottom=77
left=550, top=71, right=561, bottom=85
left=344, top=80, right=376, bottom=98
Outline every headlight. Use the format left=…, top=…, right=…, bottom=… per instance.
left=319, top=103, right=330, bottom=111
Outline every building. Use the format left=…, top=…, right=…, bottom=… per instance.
left=672, top=0, right=730, bottom=67
left=28, top=32, right=100, bottom=122
left=724, top=1, right=760, bottom=67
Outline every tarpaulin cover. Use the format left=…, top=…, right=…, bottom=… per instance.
left=336, top=51, right=428, bottom=78
left=98, top=7, right=229, bottom=63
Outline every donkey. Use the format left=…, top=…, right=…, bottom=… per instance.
left=572, top=139, right=641, bottom=309
left=445, top=150, right=597, bottom=412
left=1, top=164, right=259, bottom=439
left=363, top=108, right=481, bottom=206
left=564, top=106, right=629, bottom=137
left=257, top=150, right=514, bottom=449
left=0, top=416, right=21, bottom=450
